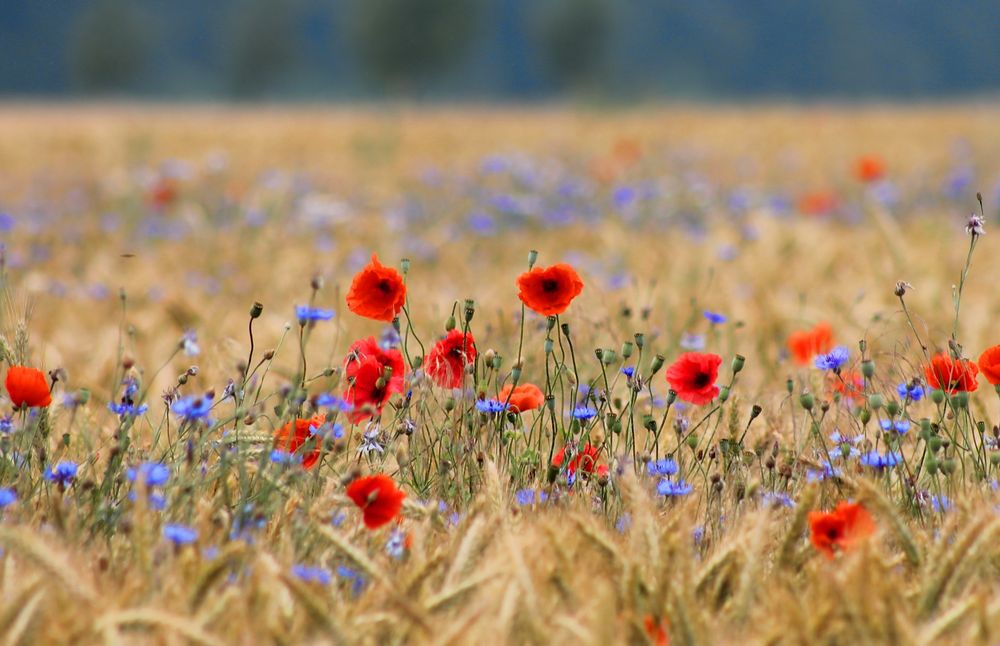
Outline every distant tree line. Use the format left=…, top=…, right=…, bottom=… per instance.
left=2, top=0, right=998, bottom=99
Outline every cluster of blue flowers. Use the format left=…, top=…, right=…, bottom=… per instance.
left=295, top=305, right=335, bottom=322
left=815, top=346, right=850, bottom=371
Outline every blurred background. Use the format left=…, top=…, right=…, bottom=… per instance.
left=2, top=0, right=1000, bottom=101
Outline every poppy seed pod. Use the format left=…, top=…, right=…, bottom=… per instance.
left=650, top=354, right=665, bottom=376
left=799, top=393, right=814, bottom=411
left=527, top=249, right=538, bottom=269
left=445, top=316, right=456, bottom=332
left=861, top=360, right=875, bottom=378
left=885, top=400, right=900, bottom=416
left=463, top=299, right=475, bottom=323
left=634, top=333, right=645, bottom=350
left=621, top=342, right=633, bottom=359
left=868, top=394, right=884, bottom=409
left=400, top=258, right=411, bottom=274
left=732, top=354, right=746, bottom=374
left=930, top=389, right=945, bottom=404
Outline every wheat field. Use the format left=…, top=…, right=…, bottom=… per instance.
left=0, top=103, right=998, bottom=644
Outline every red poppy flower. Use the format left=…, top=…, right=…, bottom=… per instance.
left=787, top=322, right=834, bottom=365
left=978, top=345, right=1000, bottom=386
left=796, top=191, right=838, bottom=217
left=828, top=369, right=864, bottom=399
left=552, top=443, right=601, bottom=476
left=6, top=366, right=51, bottom=409
left=924, top=352, right=979, bottom=394
left=664, top=352, right=721, bottom=406
left=516, top=263, right=584, bottom=316
left=853, top=154, right=886, bottom=183
left=643, top=615, right=670, bottom=646
left=147, top=178, right=179, bottom=210
left=273, top=415, right=325, bottom=469
left=345, top=254, right=407, bottom=322
left=498, top=382, right=544, bottom=413
left=344, top=357, right=397, bottom=423
left=808, top=501, right=876, bottom=558
left=425, top=330, right=476, bottom=389
left=346, top=474, right=406, bottom=529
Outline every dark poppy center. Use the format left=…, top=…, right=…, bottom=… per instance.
left=826, top=527, right=841, bottom=540
left=541, top=279, right=560, bottom=293
left=377, top=279, right=392, bottom=294
left=692, top=371, right=712, bottom=388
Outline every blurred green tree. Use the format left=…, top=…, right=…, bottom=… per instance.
left=536, top=0, right=612, bottom=90
left=225, top=0, right=298, bottom=97
left=70, top=0, right=150, bottom=92
left=352, top=0, right=481, bottom=94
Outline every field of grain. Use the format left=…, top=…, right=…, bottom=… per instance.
left=0, top=104, right=999, bottom=644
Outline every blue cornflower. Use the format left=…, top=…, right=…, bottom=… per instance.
left=830, top=430, right=860, bottom=445
left=615, top=514, right=632, bottom=534
left=679, top=333, right=706, bottom=351
left=331, top=511, right=346, bottom=527
left=44, top=462, right=77, bottom=486
left=515, top=489, right=548, bottom=506
left=269, top=449, right=300, bottom=465
left=475, top=399, right=508, bottom=414
left=0, top=415, right=13, bottom=434
left=704, top=311, right=727, bottom=325
left=292, top=564, right=332, bottom=585
left=171, top=395, right=213, bottom=422
left=620, top=366, right=635, bottom=378
left=814, top=346, right=850, bottom=371
left=127, top=462, right=170, bottom=487
left=379, top=326, right=401, bottom=350
left=806, top=463, right=841, bottom=483
left=692, top=526, right=705, bottom=545
left=163, top=523, right=198, bottom=545
left=315, top=393, right=354, bottom=412
left=571, top=406, right=597, bottom=421
left=860, top=450, right=902, bottom=469
left=657, top=479, right=693, bottom=497
left=880, top=419, right=911, bottom=434
left=897, top=382, right=924, bottom=402
left=0, top=488, right=16, bottom=508
left=386, top=529, right=407, bottom=559
left=647, top=458, right=679, bottom=477
left=762, top=491, right=795, bottom=508
left=828, top=445, right=861, bottom=461
left=336, top=565, right=367, bottom=596
left=930, top=495, right=952, bottom=514
left=108, top=401, right=149, bottom=417
left=295, top=305, right=334, bottom=322
left=181, top=329, right=200, bottom=357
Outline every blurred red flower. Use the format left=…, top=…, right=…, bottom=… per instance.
left=552, top=443, right=601, bottom=476
left=273, top=415, right=325, bottom=469
left=925, top=352, right=979, bottom=393
left=808, top=501, right=876, bottom=558
left=787, top=322, right=834, bottom=365
left=498, top=382, right=544, bottom=413
left=343, top=337, right=405, bottom=423
left=643, top=615, right=670, bottom=646
left=346, top=254, right=407, bottom=322
left=978, top=345, right=1000, bottom=385
left=665, top=352, right=721, bottom=405
left=346, top=474, right=405, bottom=529
left=425, top=330, right=476, bottom=389
left=516, top=263, right=584, bottom=316
left=853, top=154, right=886, bottom=183
left=6, top=366, right=51, bottom=409
left=797, top=190, right=838, bottom=216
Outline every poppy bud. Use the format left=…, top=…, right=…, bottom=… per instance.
left=686, top=434, right=699, bottom=449
left=546, top=316, right=557, bottom=331
left=611, top=418, right=622, bottom=435
left=594, top=348, right=604, bottom=361
left=445, top=316, right=456, bottom=332
left=412, top=355, right=423, bottom=370
left=511, top=367, right=522, bottom=384
left=991, top=453, right=1000, bottom=466
left=925, top=458, right=938, bottom=475
left=492, top=354, right=503, bottom=370
left=650, top=354, right=665, bottom=376
left=264, top=350, right=275, bottom=361
left=868, top=394, right=884, bottom=410
left=860, top=408, right=871, bottom=425
left=719, top=386, right=730, bottom=402
left=941, top=458, right=957, bottom=475
left=527, top=250, right=538, bottom=269
left=444, top=398, right=455, bottom=412
left=544, top=339, right=554, bottom=354
left=930, top=389, right=945, bottom=404
left=666, top=389, right=677, bottom=405
left=250, top=302, right=263, bottom=318
left=463, top=299, right=475, bottom=323
left=886, top=400, right=900, bottom=416
left=750, top=404, right=762, bottom=420
left=560, top=323, right=570, bottom=337
left=634, top=333, right=645, bottom=349
left=310, top=274, right=323, bottom=291
left=601, top=350, right=616, bottom=365
left=861, top=360, right=875, bottom=378
left=178, top=374, right=188, bottom=385
left=731, top=354, right=745, bottom=374
left=928, top=436, right=942, bottom=452
left=400, top=258, right=411, bottom=274
left=799, top=393, right=814, bottom=411
left=643, top=415, right=656, bottom=432
left=484, top=349, right=496, bottom=365
left=122, top=357, right=135, bottom=370
left=858, top=339, right=867, bottom=353
left=786, top=378, right=793, bottom=394
left=621, top=342, right=633, bottom=359
left=951, top=392, right=968, bottom=409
